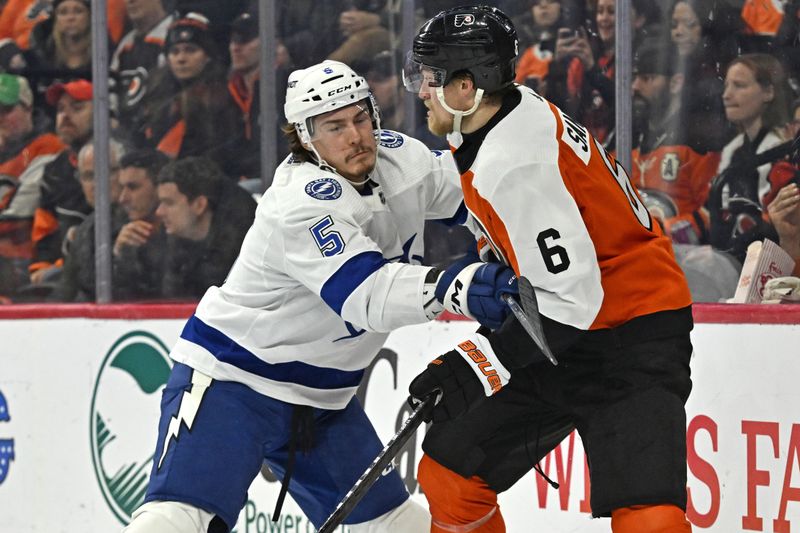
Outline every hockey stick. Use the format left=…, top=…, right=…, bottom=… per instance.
left=317, top=394, right=435, bottom=533
left=501, top=276, right=558, bottom=366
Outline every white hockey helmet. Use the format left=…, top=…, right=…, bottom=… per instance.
left=284, top=60, right=380, bottom=144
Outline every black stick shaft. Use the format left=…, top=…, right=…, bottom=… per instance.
left=317, top=396, right=433, bottom=533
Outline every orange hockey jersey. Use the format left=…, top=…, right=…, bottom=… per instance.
left=741, top=0, right=785, bottom=36
left=450, top=86, right=691, bottom=330
left=632, top=140, right=720, bottom=243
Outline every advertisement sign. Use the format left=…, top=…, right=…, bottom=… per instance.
left=0, top=316, right=798, bottom=532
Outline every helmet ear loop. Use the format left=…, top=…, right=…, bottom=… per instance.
left=434, top=86, right=484, bottom=134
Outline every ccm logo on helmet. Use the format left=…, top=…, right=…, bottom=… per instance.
left=457, top=340, right=502, bottom=393
left=328, top=84, right=352, bottom=96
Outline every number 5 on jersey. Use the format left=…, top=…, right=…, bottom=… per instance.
left=310, top=215, right=345, bottom=256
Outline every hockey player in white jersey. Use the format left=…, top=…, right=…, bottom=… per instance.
left=123, top=59, right=519, bottom=533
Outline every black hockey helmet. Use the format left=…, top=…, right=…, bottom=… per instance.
left=404, top=5, right=518, bottom=94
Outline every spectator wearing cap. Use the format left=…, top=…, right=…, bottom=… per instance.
left=173, top=0, right=250, bottom=47
left=630, top=39, right=720, bottom=246
left=28, top=78, right=95, bottom=285
left=134, top=12, right=239, bottom=171
left=221, top=9, right=289, bottom=183
left=155, top=156, right=255, bottom=298
left=0, top=73, right=64, bottom=298
left=111, top=0, right=174, bottom=132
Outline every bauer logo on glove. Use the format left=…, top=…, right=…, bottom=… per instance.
left=409, top=333, right=511, bottom=422
left=456, top=339, right=504, bottom=394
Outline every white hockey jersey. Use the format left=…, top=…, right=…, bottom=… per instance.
left=170, top=131, right=465, bottom=408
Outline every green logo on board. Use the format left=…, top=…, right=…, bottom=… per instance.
left=89, top=331, right=171, bottom=524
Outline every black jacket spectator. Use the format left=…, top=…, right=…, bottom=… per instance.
left=133, top=14, right=240, bottom=169
left=155, top=157, right=256, bottom=299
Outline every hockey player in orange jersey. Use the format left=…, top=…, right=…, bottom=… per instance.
left=403, top=5, right=694, bottom=533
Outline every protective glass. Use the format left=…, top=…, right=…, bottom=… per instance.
left=402, top=53, right=447, bottom=93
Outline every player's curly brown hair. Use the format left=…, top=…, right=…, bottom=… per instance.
left=281, top=123, right=314, bottom=163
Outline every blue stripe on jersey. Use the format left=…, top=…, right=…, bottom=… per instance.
left=180, top=315, right=365, bottom=389
left=320, top=251, right=388, bottom=315
left=436, top=201, right=468, bottom=226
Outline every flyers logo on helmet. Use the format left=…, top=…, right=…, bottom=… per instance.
left=454, top=14, right=475, bottom=27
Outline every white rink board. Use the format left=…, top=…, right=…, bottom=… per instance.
left=0, top=317, right=798, bottom=532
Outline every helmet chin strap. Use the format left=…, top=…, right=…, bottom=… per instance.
left=435, top=86, right=484, bottom=134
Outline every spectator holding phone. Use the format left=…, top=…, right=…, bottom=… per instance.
left=544, top=0, right=662, bottom=145
left=547, top=1, right=613, bottom=142
left=514, top=0, right=581, bottom=95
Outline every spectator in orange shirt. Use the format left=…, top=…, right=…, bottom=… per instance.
left=0, top=0, right=50, bottom=50
left=631, top=40, right=720, bottom=245
left=546, top=0, right=662, bottom=145
left=29, top=79, right=94, bottom=284
left=741, top=0, right=785, bottom=36
left=0, top=0, right=125, bottom=51
left=513, top=0, right=579, bottom=94
left=0, top=73, right=63, bottom=298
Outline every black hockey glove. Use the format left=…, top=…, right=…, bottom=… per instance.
left=408, top=334, right=511, bottom=423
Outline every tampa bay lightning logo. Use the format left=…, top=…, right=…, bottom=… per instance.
left=305, top=178, right=342, bottom=200
left=379, top=130, right=404, bottom=148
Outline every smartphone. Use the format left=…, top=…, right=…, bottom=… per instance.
left=557, top=27, right=580, bottom=40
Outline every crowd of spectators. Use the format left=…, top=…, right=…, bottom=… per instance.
left=0, top=0, right=798, bottom=304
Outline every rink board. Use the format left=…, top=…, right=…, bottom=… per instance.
left=0, top=305, right=798, bottom=532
